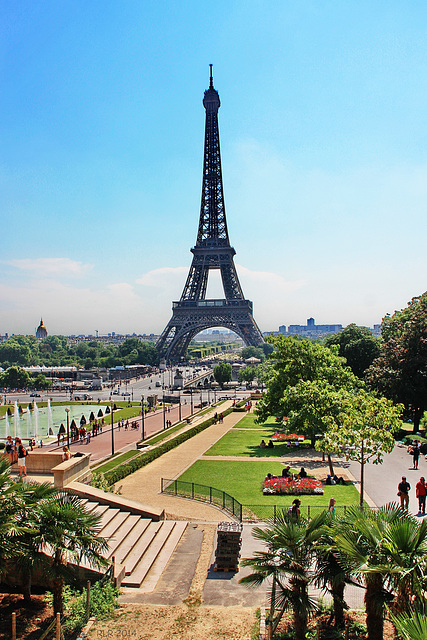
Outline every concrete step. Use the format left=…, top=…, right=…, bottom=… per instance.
left=122, top=522, right=163, bottom=576
left=112, top=519, right=153, bottom=565
left=106, top=514, right=141, bottom=559
left=97, top=507, right=121, bottom=531
left=99, top=510, right=130, bottom=540
left=124, top=521, right=188, bottom=590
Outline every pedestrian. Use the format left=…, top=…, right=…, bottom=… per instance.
left=5, top=435, right=15, bottom=465
left=328, top=498, right=336, bottom=514
left=398, top=476, right=411, bottom=510
left=15, top=438, right=28, bottom=479
left=62, top=446, right=72, bottom=461
left=413, top=441, right=420, bottom=470
left=416, top=476, right=426, bottom=515
left=288, top=498, right=301, bottom=519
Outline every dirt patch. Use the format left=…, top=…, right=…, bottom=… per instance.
left=0, top=592, right=53, bottom=640
left=87, top=604, right=258, bottom=640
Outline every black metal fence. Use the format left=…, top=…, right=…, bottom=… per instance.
left=161, top=478, right=243, bottom=521
left=161, top=478, right=354, bottom=522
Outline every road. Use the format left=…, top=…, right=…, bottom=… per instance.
left=347, top=441, right=426, bottom=518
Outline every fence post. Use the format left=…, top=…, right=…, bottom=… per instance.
left=56, top=612, right=61, bottom=640
left=239, top=502, right=242, bottom=522
left=192, top=483, right=194, bottom=499
left=11, top=612, right=16, bottom=640
left=174, top=479, right=177, bottom=496
left=308, top=505, right=310, bottom=519
left=86, top=580, right=91, bottom=621
left=210, top=486, right=212, bottom=503
left=274, top=504, right=276, bottom=523
left=161, top=478, right=163, bottom=492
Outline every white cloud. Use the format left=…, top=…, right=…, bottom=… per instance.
left=136, top=266, right=188, bottom=287
left=5, top=258, right=93, bottom=278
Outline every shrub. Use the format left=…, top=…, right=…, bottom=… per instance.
left=262, top=477, right=323, bottom=496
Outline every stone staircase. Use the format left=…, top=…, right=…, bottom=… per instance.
left=73, top=497, right=187, bottom=590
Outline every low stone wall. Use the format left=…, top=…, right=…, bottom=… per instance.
left=67, top=481, right=165, bottom=520
left=9, top=451, right=92, bottom=487
left=11, top=451, right=63, bottom=474
left=53, top=454, right=92, bottom=488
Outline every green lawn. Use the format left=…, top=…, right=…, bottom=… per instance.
left=232, top=414, right=277, bottom=429
left=204, top=427, right=310, bottom=457
left=177, top=459, right=360, bottom=519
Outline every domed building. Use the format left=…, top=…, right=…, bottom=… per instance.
left=35, top=318, right=48, bottom=340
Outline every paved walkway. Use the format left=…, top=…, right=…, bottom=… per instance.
left=118, top=403, right=242, bottom=521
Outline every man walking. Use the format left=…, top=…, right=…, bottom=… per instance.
left=416, top=477, right=426, bottom=515
left=398, top=476, right=411, bottom=510
left=413, top=440, right=420, bottom=470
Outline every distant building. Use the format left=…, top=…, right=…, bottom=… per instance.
left=35, top=318, right=48, bottom=340
left=283, top=318, right=342, bottom=338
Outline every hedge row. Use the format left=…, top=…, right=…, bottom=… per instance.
left=104, top=407, right=233, bottom=486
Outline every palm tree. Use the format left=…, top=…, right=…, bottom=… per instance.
left=313, top=513, right=359, bottom=629
left=35, top=492, right=108, bottom=613
left=333, top=504, right=408, bottom=640
left=379, top=516, right=427, bottom=617
left=389, top=608, right=427, bottom=640
left=12, top=480, right=58, bottom=602
left=240, top=509, right=327, bottom=640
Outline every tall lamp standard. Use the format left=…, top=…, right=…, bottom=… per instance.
left=163, top=391, right=166, bottom=430
left=141, top=395, right=145, bottom=440
left=190, top=388, right=193, bottom=415
left=178, top=391, right=181, bottom=422
left=65, top=407, right=70, bottom=448
left=111, top=403, right=115, bottom=456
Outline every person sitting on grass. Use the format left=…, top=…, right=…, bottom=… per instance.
left=260, top=440, right=266, bottom=449
left=298, top=467, right=307, bottom=479
left=268, top=440, right=274, bottom=448
left=282, top=466, right=291, bottom=478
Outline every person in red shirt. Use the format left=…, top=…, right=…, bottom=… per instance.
left=416, top=477, right=427, bottom=515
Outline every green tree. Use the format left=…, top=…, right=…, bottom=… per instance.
left=366, top=292, right=427, bottom=431
left=317, top=389, right=402, bottom=506
left=325, top=323, right=381, bottom=378
left=1, top=366, right=32, bottom=389
left=334, top=505, right=423, bottom=640
left=241, top=346, right=265, bottom=362
left=240, top=510, right=327, bottom=640
left=213, top=362, right=232, bottom=388
left=237, top=366, right=257, bottom=385
left=34, top=492, right=108, bottom=613
left=256, top=335, right=359, bottom=425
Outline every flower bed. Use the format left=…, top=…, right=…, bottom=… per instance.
left=262, top=477, right=323, bottom=495
left=271, top=433, right=305, bottom=442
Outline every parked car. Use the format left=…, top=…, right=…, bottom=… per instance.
left=112, top=390, right=119, bottom=395
left=30, top=393, right=41, bottom=397
left=121, top=392, right=131, bottom=396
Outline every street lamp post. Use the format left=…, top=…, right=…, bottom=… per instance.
left=163, top=392, right=166, bottom=429
left=111, top=404, right=115, bottom=456
left=178, top=391, right=181, bottom=422
left=190, top=388, right=193, bottom=414
left=65, top=407, right=70, bottom=448
left=141, top=395, right=145, bottom=440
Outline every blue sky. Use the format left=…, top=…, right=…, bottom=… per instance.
left=1, top=1, right=426, bottom=336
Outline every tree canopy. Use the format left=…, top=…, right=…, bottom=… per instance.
left=366, top=292, right=427, bottom=430
left=0, top=335, right=159, bottom=370
left=324, top=323, right=381, bottom=378
left=256, top=335, right=359, bottom=424
left=213, top=362, right=232, bottom=387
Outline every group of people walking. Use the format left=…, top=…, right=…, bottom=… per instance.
left=398, top=475, right=427, bottom=515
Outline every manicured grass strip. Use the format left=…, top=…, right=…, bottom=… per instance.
left=177, top=459, right=360, bottom=519
left=231, top=414, right=277, bottom=429
left=92, top=450, right=140, bottom=474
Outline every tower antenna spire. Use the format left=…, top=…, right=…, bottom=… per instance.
left=209, top=63, right=213, bottom=87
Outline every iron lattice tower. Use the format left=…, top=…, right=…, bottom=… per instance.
left=157, top=67, right=264, bottom=361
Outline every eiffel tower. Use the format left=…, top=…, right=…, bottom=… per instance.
left=157, top=67, right=264, bottom=362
